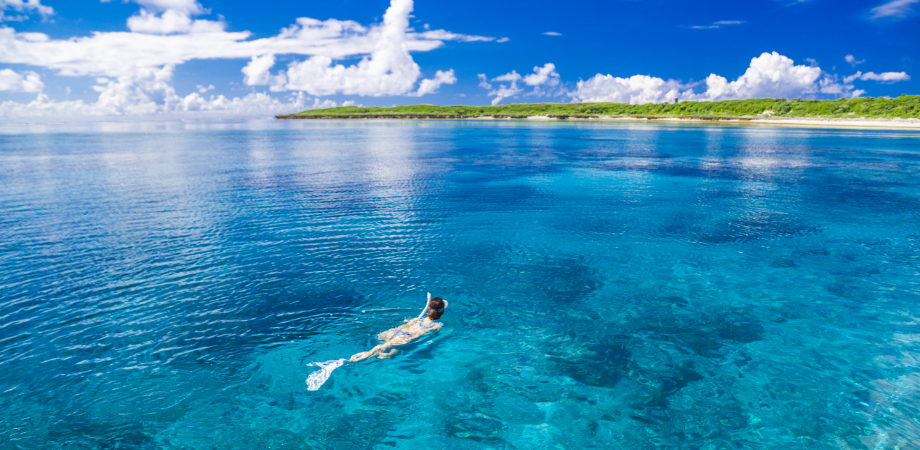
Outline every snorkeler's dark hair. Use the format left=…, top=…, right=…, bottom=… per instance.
left=428, top=297, right=446, bottom=320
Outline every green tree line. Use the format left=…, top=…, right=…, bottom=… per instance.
left=294, top=95, right=920, bottom=119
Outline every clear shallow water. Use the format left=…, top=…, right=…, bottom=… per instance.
left=1, top=120, right=920, bottom=449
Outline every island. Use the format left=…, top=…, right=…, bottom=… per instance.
left=276, top=96, right=920, bottom=129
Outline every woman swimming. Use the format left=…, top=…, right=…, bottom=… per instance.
left=305, top=294, right=447, bottom=390
left=348, top=296, right=448, bottom=362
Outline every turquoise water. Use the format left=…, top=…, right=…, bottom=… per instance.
left=2, top=120, right=920, bottom=449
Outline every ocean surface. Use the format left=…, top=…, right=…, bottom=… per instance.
left=2, top=119, right=920, bottom=450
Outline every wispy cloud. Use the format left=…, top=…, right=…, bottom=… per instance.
left=689, top=20, right=745, bottom=29
left=847, top=71, right=911, bottom=82
left=477, top=73, right=492, bottom=90
left=870, top=0, right=918, bottom=19
left=543, top=31, right=562, bottom=36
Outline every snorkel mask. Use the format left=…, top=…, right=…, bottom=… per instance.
left=417, top=293, right=448, bottom=321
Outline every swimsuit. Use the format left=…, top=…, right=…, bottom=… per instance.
left=418, top=320, right=444, bottom=329
left=388, top=320, right=442, bottom=341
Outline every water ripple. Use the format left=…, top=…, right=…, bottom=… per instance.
left=0, top=121, right=919, bottom=448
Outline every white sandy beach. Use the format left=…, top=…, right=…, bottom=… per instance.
left=488, top=115, right=920, bottom=130
left=275, top=113, right=920, bottom=130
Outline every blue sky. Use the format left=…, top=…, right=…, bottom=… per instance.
left=0, top=0, right=916, bottom=121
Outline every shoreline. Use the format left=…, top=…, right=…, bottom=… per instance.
left=274, top=113, right=920, bottom=130
left=606, top=115, right=920, bottom=129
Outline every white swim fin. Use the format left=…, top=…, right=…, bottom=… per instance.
left=305, top=359, right=346, bottom=391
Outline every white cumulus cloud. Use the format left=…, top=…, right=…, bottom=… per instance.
left=126, top=9, right=221, bottom=34
left=487, top=84, right=522, bottom=106
left=486, top=70, right=522, bottom=105
left=0, top=68, right=43, bottom=92
left=485, top=71, right=522, bottom=105
left=100, top=0, right=221, bottom=34
left=493, top=71, right=521, bottom=83
left=227, top=0, right=474, bottom=97
left=523, top=63, right=560, bottom=86
left=569, top=52, right=905, bottom=104
left=700, top=52, right=822, bottom=100
left=484, top=63, right=564, bottom=105
left=128, top=0, right=207, bottom=16
left=102, top=0, right=224, bottom=34
left=412, top=69, right=456, bottom=96
left=278, top=0, right=421, bottom=96
left=0, top=87, right=330, bottom=122
left=572, top=74, right=688, bottom=104
left=0, top=0, right=492, bottom=121
left=241, top=54, right=286, bottom=91
left=0, top=0, right=489, bottom=79
left=0, top=0, right=53, bottom=21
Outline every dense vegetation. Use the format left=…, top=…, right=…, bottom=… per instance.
left=295, top=95, right=920, bottom=119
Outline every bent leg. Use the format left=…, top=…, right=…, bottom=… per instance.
left=349, top=343, right=392, bottom=363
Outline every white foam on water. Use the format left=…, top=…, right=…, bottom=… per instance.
left=305, top=359, right=346, bottom=391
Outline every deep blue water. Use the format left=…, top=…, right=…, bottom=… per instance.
left=2, top=120, right=920, bottom=449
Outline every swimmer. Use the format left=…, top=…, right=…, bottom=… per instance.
left=348, top=296, right=448, bottom=362
left=305, top=293, right=447, bottom=390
